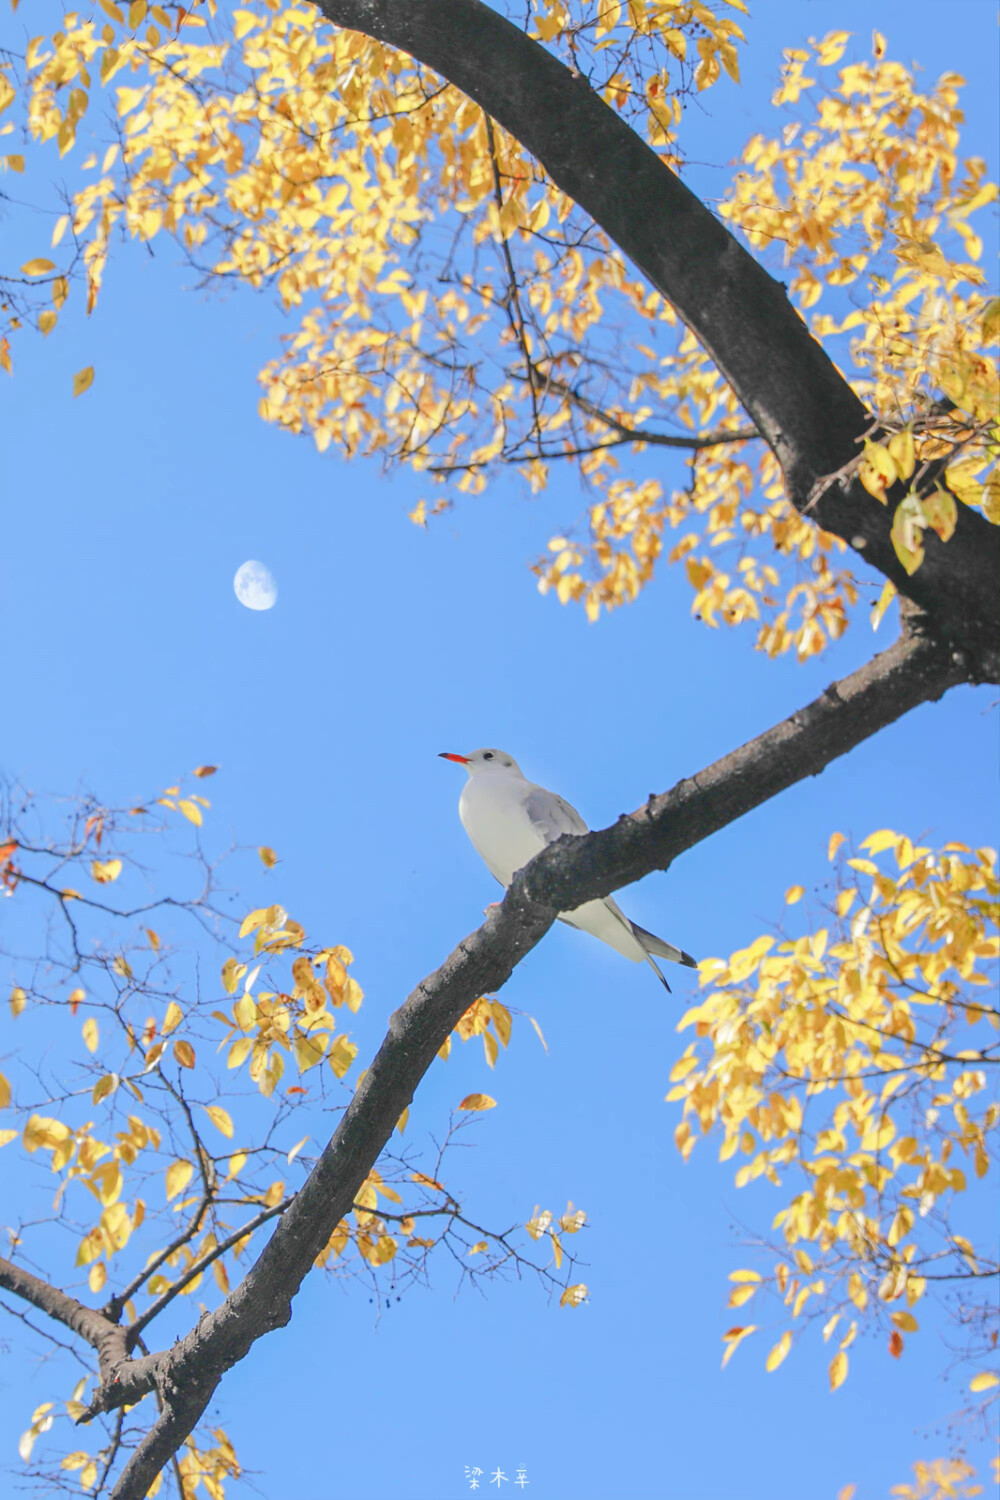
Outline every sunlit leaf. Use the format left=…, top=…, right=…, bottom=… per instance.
left=204, top=1105, right=234, bottom=1139
left=165, top=1159, right=194, bottom=1201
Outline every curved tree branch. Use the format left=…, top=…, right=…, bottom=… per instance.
left=309, top=0, right=998, bottom=676
left=6, top=614, right=947, bottom=1497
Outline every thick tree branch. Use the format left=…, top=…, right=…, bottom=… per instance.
left=60, top=617, right=961, bottom=1496
left=310, top=0, right=998, bottom=675
left=0, top=1257, right=129, bottom=1385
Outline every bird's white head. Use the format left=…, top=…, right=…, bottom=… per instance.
left=438, top=748, right=523, bottom=777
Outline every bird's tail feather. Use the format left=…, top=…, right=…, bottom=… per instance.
left=632, top=923, right=699, bottom=971
left=642, top=950, right=672, bottom=992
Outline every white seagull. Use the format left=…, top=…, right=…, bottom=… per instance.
left=440, top=747, right=697, bottom=990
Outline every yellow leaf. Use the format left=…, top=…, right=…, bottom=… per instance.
left=193, top=765, right=217, bottom=777
left=165, top=1159, right=194, bottom=1201
left=784, top=885, right=804, bottom=905
left=328, top=1037, right=358, bottom=1079
left=921, top=488, right=958, bottom=543
left=0, top=1069, right=9, bottom=1109
left=227, top=1037, right=253, bottom=1069
left=221, top=957, right=244, bottom=995
left=293, top=1033, right=327, bottom=1073
left=458, top=1093, right=497, bottom=1111
left=858, top=440, right=897, bottom=500
left=827, top=832, right=845, bottom=862
left=73, top=366, right=95, bottom=398
left=258, top=846, right=278, bottom=869
left=0, top=1129, right=18, bottom=1146
left=887, top=429, right=916, bottom=481
left=982, top=298, right=1000, bottom=345
left=10, top=987, right=27, bottom=1017
left=172, top=1039, right=195, bottom=1069
left=177, top=799, right=202, bottom=826
left=559, top=1283, right=587, bottom=1308
left=528, top=1014, right=549, bottom=1052
left=90, top=858, right=122, bottom=884
left=82, top=1018, right=99, bottom=1054
left=969, top=1371, right=999, bottom=1393
left=161, top=1002, right=183, bottom=1036
left=469, top=1240, right=489, bottom=1255
left=21, top=258, right=56, bottom=276
left=870, top=579, right=897, bottom=632
left=860, top=829, right=898, bottom=855
left=101, top=1202, right=131, bottom=1250
left=239, top=907, right=269, bottom=940
left=92, top=1074, right=117, bottom=1105
left=891, top=1311, right=919, bottom=1333
left=890, top=494, right=926, bottom=576
left=39, top=310, right=57, bottom=335
left=720, top=1325, right=757, bottom=1368
left=829, top=1350, right=848, bottom=1390
left=204, top=1105, right=233, bottom=1139
left=766, top=1330, right=792, bottom=1372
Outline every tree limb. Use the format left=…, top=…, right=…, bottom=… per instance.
left=33, top=616, right=954, bottom=1496
left=310, top=0, right=999, bottom=676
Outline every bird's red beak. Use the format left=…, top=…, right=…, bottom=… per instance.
left=439, top=752, right=469, bottom=764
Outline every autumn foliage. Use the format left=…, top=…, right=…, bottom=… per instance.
left=0, top=0, right=996, bottom=1494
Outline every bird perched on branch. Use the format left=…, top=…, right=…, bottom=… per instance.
left=440, top=747, right=697, bottom=990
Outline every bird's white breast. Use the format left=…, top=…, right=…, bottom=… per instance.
left=458, top=771, right=546, bottom=888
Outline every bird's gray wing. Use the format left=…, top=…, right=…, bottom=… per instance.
left=523, top=787, right=589, bottom=845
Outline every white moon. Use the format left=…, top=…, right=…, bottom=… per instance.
left=234, top=560, right=277, bottom=611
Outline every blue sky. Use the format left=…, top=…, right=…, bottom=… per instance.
left=0, top=2, right=997, bottom=1498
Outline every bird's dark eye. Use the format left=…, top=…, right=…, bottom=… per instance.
left=483, top=752, right=494, bottom=760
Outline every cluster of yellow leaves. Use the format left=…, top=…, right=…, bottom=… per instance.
left=723, top=34, right=999, bottom=520
left=526, top=1200, right=587, bottom=1297
left=213, top=924, right=362, bottom=1098
left=314, top=1166, right=407, bottom=1271
left=20, top=1111, right=160, bottom=1291
left=172, top=1428, right=241, bottom=1500
left=3, top=18, right=997, bottom=659
left=438, top=994, right=513, bottom=1069
left=890, top=1457, right=986, bottom=1500
left=668, top=831, right=998, bottom=1385
left=3, top=0, right=867, bottom=662
left=25, top=1390, right=238, bottom=1498
left=539, top=31, right=998, bottom=646
left=529, top=0, right=746, bottom=131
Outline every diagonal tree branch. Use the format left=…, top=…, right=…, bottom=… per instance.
left=0, top=1258, right=128, bottom=1381
left=309, top=0, right=999, bottom=676
left=27, top=616, right=955, bottom=1497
